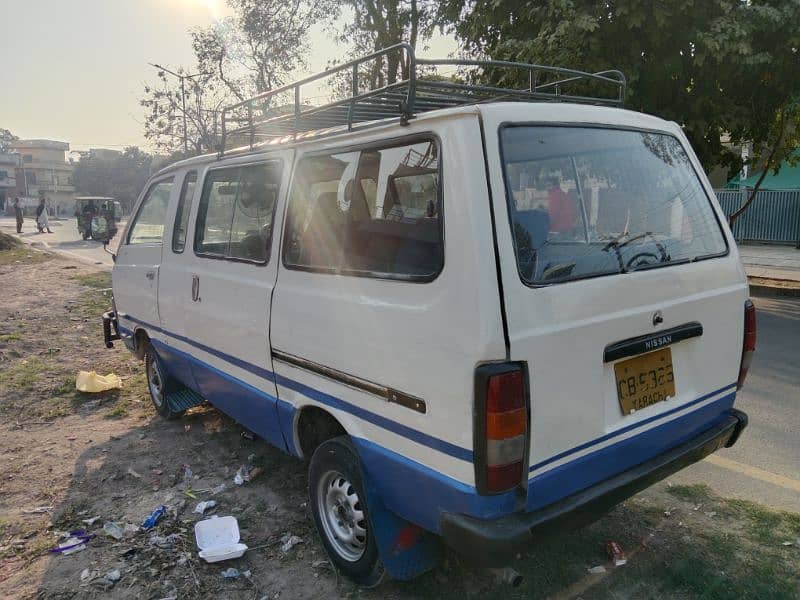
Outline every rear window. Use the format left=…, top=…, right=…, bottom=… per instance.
left=500, top=126, right=727, bottom=285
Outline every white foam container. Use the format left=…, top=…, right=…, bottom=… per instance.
left=194, top=515, right=247, bottom=563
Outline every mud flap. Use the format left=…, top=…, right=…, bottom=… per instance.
left=358, top=460, right=441, bottom=581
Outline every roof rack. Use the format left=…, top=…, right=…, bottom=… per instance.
left=219, top=43, right=626, bottom=155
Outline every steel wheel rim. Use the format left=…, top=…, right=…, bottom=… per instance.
left=147, top=355, right=164, bottom=408
left=316, top=469, right=367, bottom=562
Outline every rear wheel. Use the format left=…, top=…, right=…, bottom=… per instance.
left=144, top=343, right=183, bottom=420
left=309, top=437, right=385, bottom=587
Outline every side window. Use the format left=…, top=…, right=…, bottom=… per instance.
left=172, top=171, right=197, bottom=253
left=284, top=139, right=442, bottom=279
left=128, top=179, right=173, bottom=244
left=195, top=162, right=281, bottom=263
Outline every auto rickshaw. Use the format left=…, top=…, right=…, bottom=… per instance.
left=74, top=197, right=122, bottom=241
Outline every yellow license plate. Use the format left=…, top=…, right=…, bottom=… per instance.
left=614, top=347, right=676, bottom=415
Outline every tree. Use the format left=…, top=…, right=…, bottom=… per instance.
left=0, top=128, right=18, bottom=153
left=140, top=69, right=226, bottom=156
left=141, top=0, right=331, bottom=155
left=336, top=0, right=440, bottom=88
left=443, top=0, right=800, bottom=222
left=72, top=147, right=154, bottom=213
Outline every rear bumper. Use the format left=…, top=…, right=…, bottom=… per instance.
left=440, top=409, right=747, bottom=566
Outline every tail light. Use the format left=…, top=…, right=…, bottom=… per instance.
left=475, top=364, right=529, bottom=494
left=737, top=300, right=756, bottom=389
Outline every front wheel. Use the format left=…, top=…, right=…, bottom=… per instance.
left=144, top=343, right=183, bottom=420
left=309, top=437, right=385, bottom=587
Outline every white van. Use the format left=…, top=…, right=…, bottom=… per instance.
left=103, top=46, right=752, bottom=584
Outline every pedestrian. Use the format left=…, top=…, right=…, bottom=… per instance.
left=13, top=197, right=23, bottom=233
left=81, top=200, right=97, bottom=240
left=36, top=198, right=53, bottom=234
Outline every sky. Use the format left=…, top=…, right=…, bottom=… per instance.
left=0, top=0, right=457, bottom=153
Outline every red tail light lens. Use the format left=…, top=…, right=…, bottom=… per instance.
left=476, top=365, right=528, bottom=494
left=737, top=300, right=756, bottom=389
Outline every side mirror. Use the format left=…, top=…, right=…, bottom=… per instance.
left=103, top=242, right=116, bottom=263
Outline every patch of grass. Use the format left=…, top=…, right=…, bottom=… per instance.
left=666, top=483, right=713, bottom=503
left=722, top=498, right=800, bottom=545
left=53, top=377, right=74, bottom=396
left=71, top=271, right=112, bottom=289
left=0, top=332, right=22, bottom=342
left=0, top=357, right=47, bottom=390
left=76, top=287, right=113, bottom=320
left=0, top=231, right=21, bottom=250
left=0, top=244, right=52, bottom=266
left=105, top=404, right=128, bottom=419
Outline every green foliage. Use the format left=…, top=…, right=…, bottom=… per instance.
left=72, top=147, right=154, bottom=214
left=141, top=0, right=333, bottom=155
left=443, top=0, right=800, bottom=204
left=0, top=127, right=18, bottom=153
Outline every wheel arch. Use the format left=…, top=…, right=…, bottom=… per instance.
left=132, top=327, right=150, bottom=360
left=295, top=405, right=348, bottom=460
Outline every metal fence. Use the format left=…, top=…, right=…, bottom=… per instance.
left=715, top=189, right=800, bottom=245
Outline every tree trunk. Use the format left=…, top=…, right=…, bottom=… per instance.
left=728, top=111, right=787, bottom=225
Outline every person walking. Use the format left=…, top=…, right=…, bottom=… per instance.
left=13, top=197, right=23, bottom=233
left=36, top=198, right=53, bottom=234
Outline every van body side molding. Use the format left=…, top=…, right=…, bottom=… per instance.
left=603, top=322, right=703, bottom=363
left=272, top=349, right=427, bottom=414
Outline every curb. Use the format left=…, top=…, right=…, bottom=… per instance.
left=748, top=279, right=800, bottom=298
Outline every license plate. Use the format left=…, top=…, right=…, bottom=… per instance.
left=614, top=347, right=676, bottom=415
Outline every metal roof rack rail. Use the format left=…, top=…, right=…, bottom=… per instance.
left=219, top=43, right=626, bottom=155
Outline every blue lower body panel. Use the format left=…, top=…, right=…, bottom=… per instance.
left=527, top=392, right=736, bottom=511
left=152, top=339, right=287, bottom=452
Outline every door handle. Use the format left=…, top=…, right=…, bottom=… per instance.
left=191, top=275, right=201, bottom=302
left=145, top=270, right=155, bottom=280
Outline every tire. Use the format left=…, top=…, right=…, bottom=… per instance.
left=309, top=437, right=385, bottom=587
left=144, top=343, right=183, bottom=420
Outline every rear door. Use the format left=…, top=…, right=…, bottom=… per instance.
left=113, top=178, right=174, bottom=331
left=180, top=153, right=291, bottom=449
left=482, top=111, right=748, bottom=510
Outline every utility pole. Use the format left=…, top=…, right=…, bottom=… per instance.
left=148, top=63, right=208, bottom=154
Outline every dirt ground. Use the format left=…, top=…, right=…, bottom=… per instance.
left=1, top=238, right=798, bottom=600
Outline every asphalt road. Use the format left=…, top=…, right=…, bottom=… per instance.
left=0, top=216, right=123, bottom=266
left=2, top=218, right=798, bottom=510
left=666, top=293, right=800, bottom=511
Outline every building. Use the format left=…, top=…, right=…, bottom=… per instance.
left=9, top=139, right=75, bottom=217
left=0, top=152, right=20, bottom=212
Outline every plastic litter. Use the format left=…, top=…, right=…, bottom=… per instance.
left=21, top=506, right=53, bottom=514
left=75, top=370, right=122, bottom=393
left=103, top=522, right=124, bottom=540
left=142, top=505, right=167, bottom=530
left=124, top=523, right=140, bottom=537
left=50, top=530, right=94, bottom=555
left=195, top=515, right=248, bottom=563
left=194, top=500, right=218, bottom=514
left=82, top=516, right=101, bottom=526
left=605, top=540, right=627, bottom=567
left=587, top=565, right=607, bottom=574
left=150, top=533, right=181, bottom=549
left=280, top=534, right=303, bottom=553
left=105, top=569, right=121, bottom=582
left=221, top=568, right=240, bottom=579
left=210, top=483, right=226, bottom=495
left=234, top=464, right=263, bottom=485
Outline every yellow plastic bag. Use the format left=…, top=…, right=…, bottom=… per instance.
left=75, top=371, right=122, bottom=393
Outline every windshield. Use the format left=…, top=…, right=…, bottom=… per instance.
left=500, top=126, right=727, bottom=285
